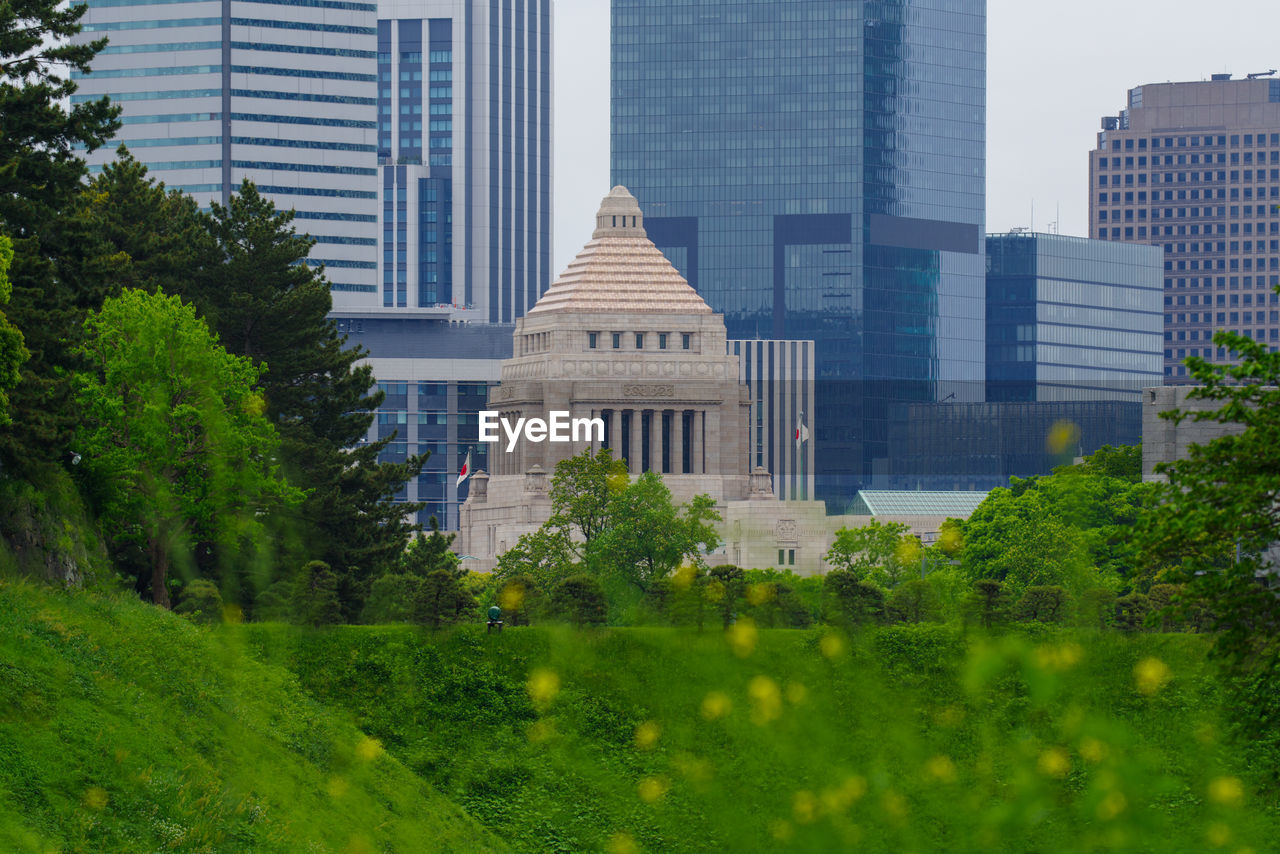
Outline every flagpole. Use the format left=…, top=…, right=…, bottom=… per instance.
left=799, top=422, right=806, bottom=501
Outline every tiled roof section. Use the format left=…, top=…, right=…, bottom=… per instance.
left=527, top=235, right=713, bottom=315
left=528, top=185, right=713, bottom=316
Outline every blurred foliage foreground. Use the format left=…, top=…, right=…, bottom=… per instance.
left=3, top=580, right=1278, bottom=853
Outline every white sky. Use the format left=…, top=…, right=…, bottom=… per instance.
left=551, top=0, right=1280, bottom=274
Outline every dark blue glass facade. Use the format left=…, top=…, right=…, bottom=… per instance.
left=418, top=176, right=452, bottom=305
left=611, top=0, right=986, bottom=505
left=986, top=233, right=1163, bottom=402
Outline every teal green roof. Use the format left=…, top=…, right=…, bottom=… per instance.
left=849, top=490, right=989, bottom=517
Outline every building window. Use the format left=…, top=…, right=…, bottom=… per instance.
left=658, top=333, right=668, bottom=349
left=635, top=333, right=644, bottom=349
left=588, top=332, right=598, bottom=349
left=682, top=333, right=691, bottom=350
left=788, top=549, right=796, bottom=566
left=612, top=332, right=621, bottom=349
left=778, top=549, right=785, bottom=566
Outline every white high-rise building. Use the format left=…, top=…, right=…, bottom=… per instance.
left=72, top=0, right=380, bottom=295
left=369, top=0, right=552, bottom=320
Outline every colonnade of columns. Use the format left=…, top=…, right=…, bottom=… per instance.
left=486, top=406, right=710, bottom=477
left=601, top=406, right=707, bottom=475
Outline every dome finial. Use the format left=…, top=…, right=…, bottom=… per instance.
left=592, top=185, right=646, bottom=238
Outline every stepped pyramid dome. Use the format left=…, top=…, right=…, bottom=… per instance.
left=526, top=186, right=712, bottom=316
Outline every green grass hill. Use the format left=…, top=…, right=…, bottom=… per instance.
left=243, top=621, right=1280, bottom=853
left=0, top=580, right=504, bottom=853
left=3, top=577, right=1278, bottom=853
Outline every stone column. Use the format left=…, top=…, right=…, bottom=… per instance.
left=673, top=408, right=685, bottom=474
left=690, top=409, right=703, bottom=474
left=609, top=408, right=623, bottom=459
left=705, top=407, right=721, bottom=476
left=628, top=409, right=642, bottom=473
left=649, top=410, right=662, bottom=473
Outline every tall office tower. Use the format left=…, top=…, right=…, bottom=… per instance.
left=72, top=0, right=380, bottom=295
left=1091, top=76, right=1280, bottom=382
left=986, top=232, right=1163, bottom=402
left=611, top=0, right=986, bottom=504
left=371, top=0, right=552, bottom=320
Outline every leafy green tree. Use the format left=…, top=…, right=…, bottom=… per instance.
left=413, top=568, right=475, bottom=629
left=494, top=526, right=575, bottom=592
left=1137, top=332, right=1280, bottom=653
left=1073, top=444, right=1142, bottom=482
left=708, top=564, right=746, bottom=629
left=968, top=579, right=1010, bottom=630
left=887, top=579, right=942, bottom=624
left=0, top=0, right=119, bottom=467
left=293, top=560, right=342, bottom=626
left=825, top=519, right=914, bottom=588
left=0, top=236, right=28, bottom=425
left=362, top=574, right=422, bottom=623
left=959, top=487, right=1089, bottom=596
left=593, top=471, right=720, bottom=594
left=74, top=289, right=300, bottom=607
left=824, top=569, right=885, bottom=628
left=550, top=574, right=607, bottom=626
left=188, top=181, right=423, bottom=612
left=549, top=447, right=627, bottom=559
left=399, top=517, right=461, bottom=578
left=497, top=573, right=539, bottom=626
left=1014, top=585, right=1070, bottom=624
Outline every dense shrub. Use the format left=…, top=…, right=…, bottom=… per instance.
left=362, top=573, right=421, bottom=623
left=708, top=564, right=745, bottom=628
left=292, top=560, right=342, bottom=626
left=968, top=579, right=1010, bottom=629
left=886, top=578, right=941, bottom=623
left=1076, top=587, right=1117, bottom=630
left=497, top=573, right=538, bottom=625
left=413, top=568, right=476, bottom=629
left=173, top=578, right=223, bottom=624
left=550, top=574, right=607, bottom=626
left=1015, top=585, right=1070, bottom=623
left=1115, top=592, right=1152, bottom=632
left=825, top=569, right=885, bottom=628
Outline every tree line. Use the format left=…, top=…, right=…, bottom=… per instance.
left=0, top=1, right=422, bottom=618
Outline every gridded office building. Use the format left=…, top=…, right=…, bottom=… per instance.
left=72, top=0, right=381, bottom=294
left=986, top=232, right=1163, bottom=402
left=612, top=0, right=987, bottom=504
left=341, top=318, right=512, bottom=530
left=1091, top=76, right=1280, bottom=381
left=373, top=0, right=552, bottom=321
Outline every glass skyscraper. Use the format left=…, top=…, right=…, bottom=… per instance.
left=611, top=0, right=986, bottom=504
left=986, top=232, right=1163, bottom=402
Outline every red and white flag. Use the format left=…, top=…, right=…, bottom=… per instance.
left=456, top=448, right=473, bottom=487
left=794, top=412, right=809, bottom=446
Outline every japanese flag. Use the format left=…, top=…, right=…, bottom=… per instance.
left=456, top=448, right=473, bottom=487
left=795, top=412, right=809, bottom=446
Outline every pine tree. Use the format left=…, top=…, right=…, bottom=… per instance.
left=0, top=0, right=119, bottom=468
left=70, top=147, right=216, bottom=298
left=190, top=181, right=424, bottom=614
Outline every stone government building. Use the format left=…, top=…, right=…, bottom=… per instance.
left=457, top=188, right=985, bottom=575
